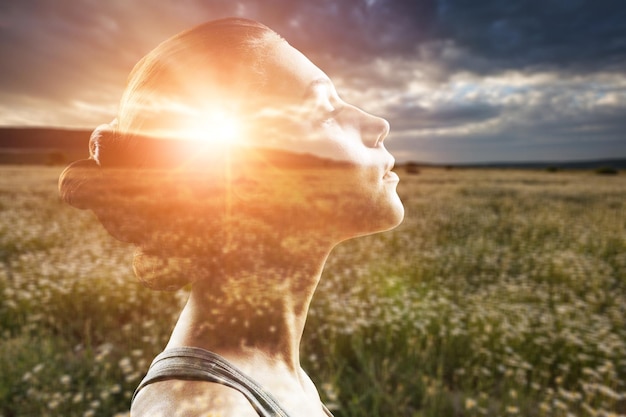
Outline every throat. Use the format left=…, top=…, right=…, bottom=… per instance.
left=166, top=245, right=331, bottom=372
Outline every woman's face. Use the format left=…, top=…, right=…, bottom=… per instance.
left=249, top=40, right=404, bottom=237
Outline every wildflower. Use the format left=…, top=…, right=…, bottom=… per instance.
left=554, top=399, right=568, bottom=411
left=596, top=384, right=621, bottom=401
left=125, top=372, right=142, bottom=383
left=321, top=383, right=339, bottom=402
left=581, top=403, right=597, bottom=417
left=465, top=398, right=477, bottom=410
left=555, top=388, right=571, bottom=401
left=582, top=367, right=600, bottom=380
left=119, top=357, right=133, bottom=374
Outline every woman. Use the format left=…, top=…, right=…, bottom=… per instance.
left=59, top=18, right=403, bottom=417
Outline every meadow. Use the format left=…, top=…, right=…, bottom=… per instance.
left=0, top=165, right=624, bottom=417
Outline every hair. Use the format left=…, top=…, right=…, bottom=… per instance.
left=59, top=18, right=288, bottom=290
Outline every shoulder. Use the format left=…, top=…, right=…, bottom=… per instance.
left=131, top=379, right=259, bottom=417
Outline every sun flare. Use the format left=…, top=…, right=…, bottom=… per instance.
left=180, top=110, right=241, bottom=145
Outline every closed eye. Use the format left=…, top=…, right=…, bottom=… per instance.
left=303, top=78, right=348, bottom=125
left=319, top=105, right=345, bottom=125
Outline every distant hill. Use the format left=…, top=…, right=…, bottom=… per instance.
left=489, top=159, right=626, bottom=170
left=1, top=127, right=625, bottom=169
left=400, top=159, right=626, bottom=170
left=0, top=127, right=90, bottom=165
left=0, top=127, right=351, bottom=169
left=0, top=127, right=89, bottom=151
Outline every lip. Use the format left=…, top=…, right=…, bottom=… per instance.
left=382, top=157, right=398, bottom=182
left=383, top=171, right=400, bottom=182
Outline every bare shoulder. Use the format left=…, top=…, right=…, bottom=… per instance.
left=131, top=379, right=259, bottom=417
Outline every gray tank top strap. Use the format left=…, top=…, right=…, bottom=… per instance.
left=132, top=347, right=334, bottom=417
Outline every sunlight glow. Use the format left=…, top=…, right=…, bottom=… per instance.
left=180, top=110, right=241, bottom=145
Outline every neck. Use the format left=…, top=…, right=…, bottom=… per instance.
left=166, top=238, right=332, bottom=373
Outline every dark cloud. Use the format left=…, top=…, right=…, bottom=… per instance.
left=388, top=101, right=501, bottom=130
left=434, top=0, right=626, bottom=74
left=271, top=0, right=436, bottom=58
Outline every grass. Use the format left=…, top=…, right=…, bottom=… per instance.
left=0, top=165, right=625, bottom=417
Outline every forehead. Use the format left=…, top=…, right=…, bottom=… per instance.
left=260, top=41, right=330, bottom=100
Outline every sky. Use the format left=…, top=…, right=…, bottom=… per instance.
left=1, top=0, right=625, bottom=163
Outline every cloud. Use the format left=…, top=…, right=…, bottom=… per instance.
left=434, top=0, right=626, bottom=74
left=384, top=70, right=626, bottom=162
left=0, top=0, right=625, bottom=162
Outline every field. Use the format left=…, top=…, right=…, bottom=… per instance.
left=1, top=165, right=625, bottom=417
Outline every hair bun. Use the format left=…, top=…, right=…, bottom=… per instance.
left=59, top=121, right=120, bottom=210
left=58, top=158, right=101, bottom=210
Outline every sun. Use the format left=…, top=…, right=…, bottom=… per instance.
left=180, top=110, right=241, bottom=145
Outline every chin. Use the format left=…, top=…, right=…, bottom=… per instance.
left=375, top=195, right=405, bottom=232
left=387, top=197, right=405, bottom=228
left=339, top=193, right=404, bottom=241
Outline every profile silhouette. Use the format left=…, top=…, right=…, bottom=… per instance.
left=59, top=17, right=403, bottom=417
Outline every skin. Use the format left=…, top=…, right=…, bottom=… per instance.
left=131, top=39, right=403, bottom=417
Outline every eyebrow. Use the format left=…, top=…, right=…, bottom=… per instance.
left=302, top=78, right=332, bottom=101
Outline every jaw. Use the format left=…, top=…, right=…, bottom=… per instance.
left=323, top=173, right=404, bottom=242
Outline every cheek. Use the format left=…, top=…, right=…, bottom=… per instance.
left=324, top=126, right=369, bottom=164
left=294, top=121, right=368, bottom=164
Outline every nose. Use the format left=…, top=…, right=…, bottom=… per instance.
left=359, top=108, right=390, bottom=147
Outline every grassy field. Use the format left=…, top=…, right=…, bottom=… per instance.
left=0, top=165, right=624, bottom=417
